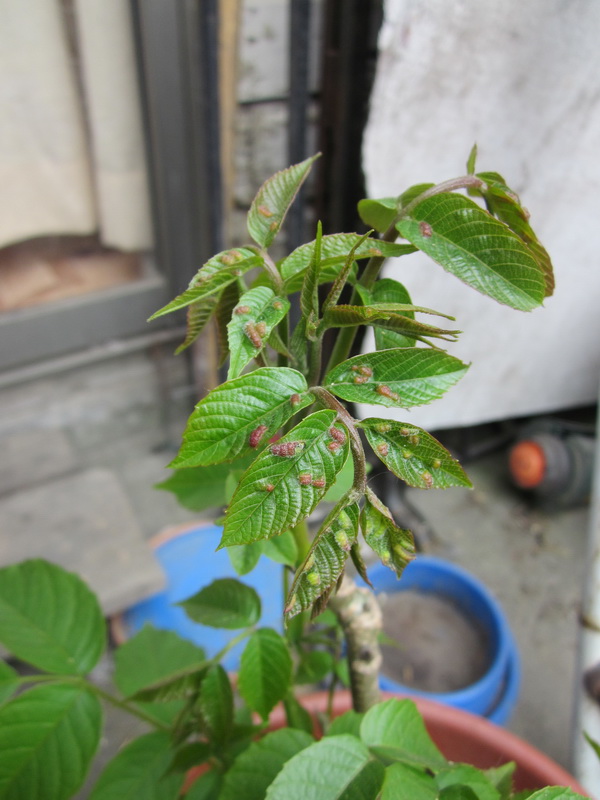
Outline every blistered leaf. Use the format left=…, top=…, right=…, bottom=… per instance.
left=149, top=248, right=261, bottom=319
left=247, top=155, right=319, bottom=248
left=0, top=684, right=102, bottom=800
left=220, top=728, right=314, bottom=800
left=0, top=559, right=105, bottom=676
left=227, top=287, right=290, bottom=379
left=360, top=418, right=471, bottom=489
left=321, top=304, right=459, bottom=342
left=396, top=193, right=546, bottom=311
left=238, top=629, right=293, bottom=719
left=324, top=349, right=468, bottom=409
left=265, top=734, right=384, bottom=800
left=280, top=234, right=415, bottom=292
left=179, top=578, right=261, bottom=629
left=370, top=278, right=416, bottom=349
left=285, top=504, right=359, bottom=619
left=360, top=698, right=447, bottom=770
left=361, top=489, right=415, bottom=576
left=221, top=411, right=349, bottom=547
left=175, top=294, right=219, bottom=354
left=171, top=367, right=312, bottom=468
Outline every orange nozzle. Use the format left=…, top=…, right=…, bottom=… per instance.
left=509, top=440, right=547, bottom=489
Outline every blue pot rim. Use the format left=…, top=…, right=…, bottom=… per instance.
left=371, top=556, right=520, bottom=718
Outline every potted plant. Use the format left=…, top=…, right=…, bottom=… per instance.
left=0, top=152, right=591, bottom=799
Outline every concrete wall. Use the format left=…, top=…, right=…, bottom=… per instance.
left=362, top=0, right=600, bottom=429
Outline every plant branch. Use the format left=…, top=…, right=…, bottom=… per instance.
left=398, top=174, right=487, bottom=218
left=327, top=574, right=382, bottom=712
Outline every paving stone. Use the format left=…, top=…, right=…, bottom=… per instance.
left=0, top=468, right=165, bottom=615
left=0, top=428, right=78, bottom=496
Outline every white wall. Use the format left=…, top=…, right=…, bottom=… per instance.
left=362, top=0, right=600, bottom=429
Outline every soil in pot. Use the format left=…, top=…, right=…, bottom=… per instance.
left=378, top=589, right=491, bottom=692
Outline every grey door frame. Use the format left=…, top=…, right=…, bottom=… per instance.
left=0, top=0, right=221, bottom=373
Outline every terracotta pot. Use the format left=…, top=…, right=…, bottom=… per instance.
left=267, top=691, right=589, bottom=796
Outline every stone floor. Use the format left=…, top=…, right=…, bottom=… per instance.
left=0, top=356, right=596, bottom=796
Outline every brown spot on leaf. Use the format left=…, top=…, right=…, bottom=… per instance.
left=376, top=384, right=400, bottom=402
left=419, top=221, right=433, bottom=238
left=270, top=441, right=303, bottom=457
left=258, top=205, right=274, bottom=218
left=249, top=424, right=268, bottom=448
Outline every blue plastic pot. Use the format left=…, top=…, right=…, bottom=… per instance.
left=368, top=556, right=520, bottom=724
left=114, top=523, right=283, bottom=671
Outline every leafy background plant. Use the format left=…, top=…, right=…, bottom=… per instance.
left=0, top=152, right=589, bottom=799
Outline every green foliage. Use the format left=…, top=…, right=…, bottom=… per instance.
left=0, top=156, right=576, bottom=800
left=0, top=559, right=106, bottom=676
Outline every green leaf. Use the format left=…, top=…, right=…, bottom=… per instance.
left=398, top=183, right=435, bottom=209
left=300, top=221, right=323, bottom=340
left=474, top=172, right=554, bottom=297
left=89, top=731, right=183, bottom=800
left=171, top=367, right=312, bottom=468
left=149, top=248, right=262, bottom=319
left=215, top=280, right=242, bottom=366
left=238, top=628, right=293, bottom=719
left=523, top=790, right=589, bottom=800
left=436, top=764, right=500, bottom=800
left=185, top=771, right=223, bottom=800
left=0, top=559, right=105, bottom=675
left=166, top=741, right=211, bottom=774
left=179, top=578, right=261, bottom=629
left=263, top=529, right=299, bottom=567
left=360, top=418, right=472, bottom=489
left=466, top=143, right=478, bottom=174
left=155, top=463, right=231, bottom=511
left=295, top=649, right=334, bottom=684
left=283, top=692, right=315, bottom=734
left=227, top=541, right=266, bottom=575
left=350, top=540, right=372, bottom=587
left=439, top=787, right=480, bottom=800
left=197, top=665, right=233, bottom=747
left=324, top=349, right=468, bottom=409
left=285, top=503, right=359, bottom=619
left=220, top=728, right=314, bottom=800
left=0, top=661, right=18, bottom=706
left=265, top=734, right=384, bottom=800
left=380, top=762, right=438, bottom=800
left=396, top=193, right=546, bottom=311
left=323, top=230, right=373, bottom=313
left=361, top=489, right=415, bottom=576
left=323, top=454, right=356, bottom=503
left=360, top=698, right=447, bottom=770
left=114, top=625, right=206, bottom=698
left=247, top=155, right=319, bottom=248
left=221, top=410, right=349, bottom=547
left=321, top=303, right=459, bottom=343
left=370, top=278, right=416, bottom=349
left=175, top=294, right=219, bottom=355
left=483, top=763, right=515, bottom=800
left=281, top=234, right=414, bottom=293
left=357, top=197, right=398, bottom=232
left=227, top=287, right=290, bottom=379
left=0, top=683, right=102, bottom=800
left=325, top=710, right=364, bottom=739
